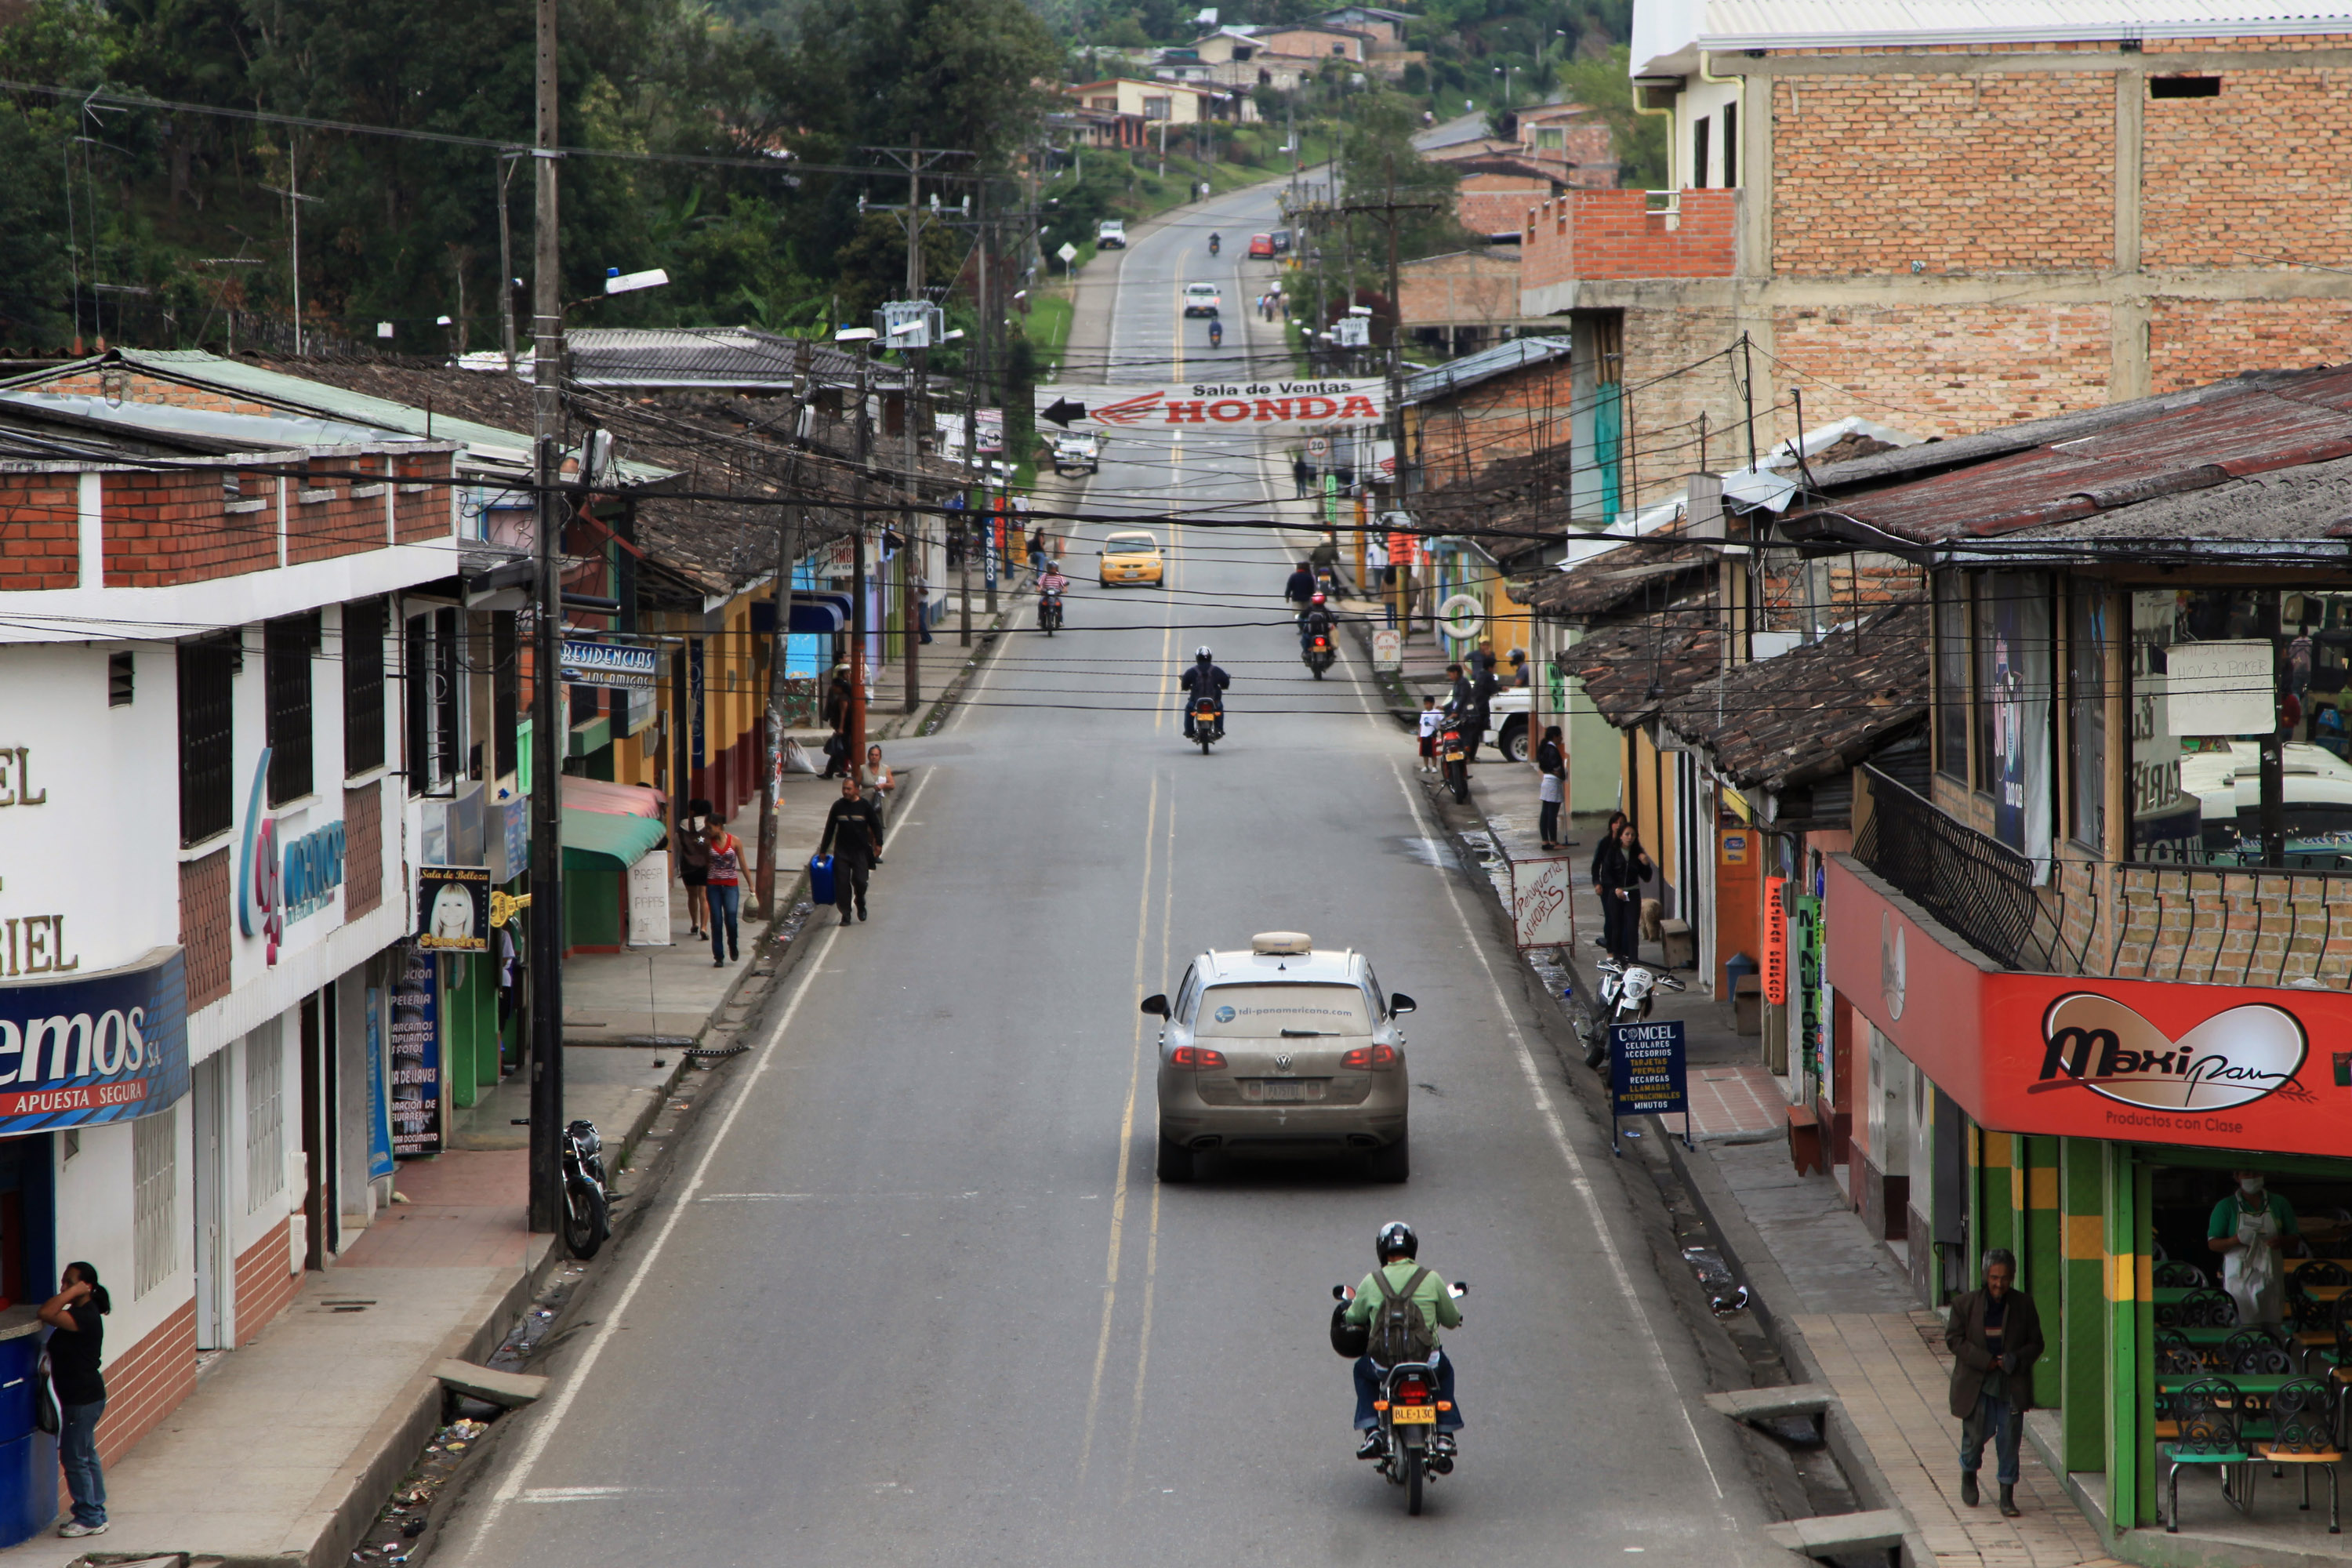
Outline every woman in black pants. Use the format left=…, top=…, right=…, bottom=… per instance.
left=1593, top=818, right=1653, bottom=961
left=1534, top=725, right=1567, bottom=850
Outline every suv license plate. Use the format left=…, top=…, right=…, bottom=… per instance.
left=1252, top=1080, right=1323, bottom=1102
left=1390, top=1405, right=1437, bottom=1424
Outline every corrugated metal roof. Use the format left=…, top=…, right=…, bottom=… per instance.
left=1785, top=365, right=2352, bottom=552
left=1697, top=0, right=2352, bottom=49
left=1399, top=336, right=1573, bottom=405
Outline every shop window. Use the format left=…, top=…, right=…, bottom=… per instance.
left=2128, top=586, right=2295, bottom=863
left=132, top=1107, right=176, bottom=1300
left=1722, top=103, right=1737, bottom=187
left=178, top=633, right=238, bottom=847
left=1973, top=573, right=2053, bottom=859
left=1934, top=576, right=1971, bottom=782
left=493, top=612, right=519, bottom=782
left=1691, top=116, right=1710, bottom=189
left=245, top=1023, right=285, bottom=1213
left=343, top=597, right=387, bottom=777
left=264, top=612, right=318, bottom=806
left=2068, top=586, right=2107, bottom=851
left=405, top=608, right=463, bottom=795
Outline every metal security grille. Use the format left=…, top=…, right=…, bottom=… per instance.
left=177, top=635, right=238, bottom=846
left=133, top=1107, right=177, bottom=1299
left=245, top=1022, right=285, bottom=1213
left=1857, top=765, right=2056, bottom=972
left=343, top=597, right=387, bottom=776
left=265, top=613, right=318, bottom=805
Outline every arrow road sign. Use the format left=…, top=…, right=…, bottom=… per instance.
left=1042, top=397, right=1089, bottom=428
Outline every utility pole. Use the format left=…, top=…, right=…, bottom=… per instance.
left=495, top=151, right=523, bottom=370
left=756, top=363, right=808, bottom=919
left=524, top=0, right=564, bottom=1238
left=851, top=350, right=872, bottom=767
left=960, top=184, right=983, bottom=649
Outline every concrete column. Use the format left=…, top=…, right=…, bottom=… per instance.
left=2103, top=1142, right=2154, bottom=1526
left=2110, top=64, right=2150, bottom=401
left=2057, top=1136, right=2107, bottom=1473
left=2022, top=1135, right=2062, bottom=1408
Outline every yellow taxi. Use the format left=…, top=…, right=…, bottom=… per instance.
left=1098, top=530, right=1164, bottom=587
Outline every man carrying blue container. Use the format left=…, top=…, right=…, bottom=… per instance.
left=816, top=776, right=885, bottom=926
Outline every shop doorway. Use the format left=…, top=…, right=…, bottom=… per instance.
left=190, top=1054, right=230, bottom=1349
left=297, top=989, right=340, bottom=1271
left=0, top=1136, right=54, bottom=1311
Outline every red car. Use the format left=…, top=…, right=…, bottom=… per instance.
left=1247, top=233, right=1275, bottom=259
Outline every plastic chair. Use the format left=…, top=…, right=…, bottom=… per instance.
left=2176, top=1287, right=2239, bottom=1329
left=2164, top=1377, right=2253, bottom=1532
left=2157, top=1330, right=2204, bottom=1376
left=2227, top=1328, right=2296, bottom=1376
left=2255, top=1377, right=2344, bottom=1533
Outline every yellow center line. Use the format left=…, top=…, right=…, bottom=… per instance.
left=1076, top=771, right=1162, bottom=1486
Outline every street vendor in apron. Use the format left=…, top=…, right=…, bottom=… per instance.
left=2209, top=1169, right=2299, bottom=1326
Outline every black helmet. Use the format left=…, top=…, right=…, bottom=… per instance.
left=1375, top=1221, right=1417, bottom=1264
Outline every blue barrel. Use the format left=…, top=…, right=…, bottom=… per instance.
left=0, top=1327, right=56, bottom=1545
left=808, top=855, right=837, bottom=907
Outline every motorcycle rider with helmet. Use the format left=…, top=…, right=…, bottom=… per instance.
left=1178, top=644, right=1229, bottom=739
left=1300, top=590, right=1336, bottom=653
left=1036, top=558, right=1070, bottom=631
left=1340, top=1221, right=1464, bottom=1459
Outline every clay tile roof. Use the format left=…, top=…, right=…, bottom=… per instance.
left=1565, top=610, right=1722, bottom=728
left=1523, top=532, right=1715, bottom=621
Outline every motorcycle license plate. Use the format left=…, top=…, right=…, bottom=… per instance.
left=1390, top=1405, right=1438, bottom=1424
left=1445, top=749, right=1464, bottom=763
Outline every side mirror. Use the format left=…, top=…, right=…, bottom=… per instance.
left=1388, top=993, right=1417, bottom=1018
left=1141, top=994, right=1170, bottom=1018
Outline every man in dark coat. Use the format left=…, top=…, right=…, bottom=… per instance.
left=818, top=776, right=885, bottom=926
left=1946, top=1247, right=2044, bottom=1516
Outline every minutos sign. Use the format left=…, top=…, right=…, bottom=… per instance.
left=1827, top=856, right=2350, bottom=1156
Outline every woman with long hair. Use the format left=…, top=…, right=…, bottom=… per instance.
left=1534, top=725, right=1568, bottom=850
left=42, top=1261, right=111, bottom=1537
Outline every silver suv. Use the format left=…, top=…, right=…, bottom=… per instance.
left=1143, top=932, right=1415, bottom=1183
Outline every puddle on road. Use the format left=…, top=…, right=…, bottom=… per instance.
left=1397, top=836, right=1457, bottom=868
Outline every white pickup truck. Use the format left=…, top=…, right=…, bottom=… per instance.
left=1182, top=281, right=1222, bottom=318
left=1097, top=219, right=1127, bottom=249
left=1052, top=430, right=1101, bottom=475
left=1488, top=686, right=1531, bottom=763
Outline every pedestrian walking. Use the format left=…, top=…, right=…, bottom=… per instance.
left=913, top=572, right=934, bottom=644
left=1947, top=1248, right=2042, bottom=1517
left=676, top=798, right=714, bottom=938
left=1594, top=818, right=1652, bottom=961
left=1535, top=724, right=1567, bottom=849
left=858, top=743, right=897, bottom=844
left=42, top=1261, right=110, bottom=1538
left=1366, top=534, right=1389, bottom=593
left=1293, top=456, right=1313, bottom=498
left=819, top=776, right=885, bottom=925
left=703, top=819, right=746, bottom=966
left=1591, top=810, right=1626, bottom=889
left=821, top=666, right=853, bottom=779
left=1417, top=695, right=1441, bottom=773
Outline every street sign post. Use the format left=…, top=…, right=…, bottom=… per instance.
left=1607, top=1018, right=1691, bottom=1155
left=1371, top=627, right=1402, bottom=670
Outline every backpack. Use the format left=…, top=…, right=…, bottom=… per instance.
left=1364, top=1265, right=1436, bottom=1367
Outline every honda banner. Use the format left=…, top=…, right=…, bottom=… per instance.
left=1035, top=379, right=1386, bottom=435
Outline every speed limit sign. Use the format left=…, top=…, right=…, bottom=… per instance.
left=1436, top=593, right=1486, bottom=643
left=1306, top=437, right=1330, bottom=459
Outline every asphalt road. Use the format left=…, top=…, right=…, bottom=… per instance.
left=441, top=180, right=1783, bottom=1566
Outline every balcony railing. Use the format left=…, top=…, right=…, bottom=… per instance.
left=1857, top=765, right=2352, bottom=989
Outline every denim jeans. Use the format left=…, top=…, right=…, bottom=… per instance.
left=60, top=1398, right=104, bottom=1526
left=707, top=883, right=741, bottom=962
left=1961, top=1392, right=2020, bottom=1486
left=1352, top=1351, right=1462, bottom=1432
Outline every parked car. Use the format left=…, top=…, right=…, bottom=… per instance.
left=1097, top=219, right=1127, bottom=249
left=1248, top=233, right=1276, bottom=259
left=1270, top=229, right=1293, bottom=255
left=1183, top=282, right=1222, bottom=317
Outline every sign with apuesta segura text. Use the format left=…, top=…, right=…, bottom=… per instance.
left=0, top=947, right=188, bottom=1132
left=1831, top=854, right=2352, bottom=1158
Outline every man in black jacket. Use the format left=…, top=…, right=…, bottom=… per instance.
left=1946, top=1248, right=2044, bottom=1516
left=818, top=777, right=885, bottom=926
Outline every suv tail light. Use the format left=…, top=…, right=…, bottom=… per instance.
left=1341, top=1044, right=1399, bottom=1069
left=1171, top=1045, right=1228, bottom=1069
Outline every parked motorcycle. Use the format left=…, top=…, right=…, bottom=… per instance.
left=1333, top=1281, right=1468, bottom=1515
left=1582, top=956, right=1686, bottom=1069
left=1439, top=715, right=1468, bottom=804
left=1040, top=588, right=1064, bottom=636
left=560, top=1117, right=612, bottom=1258
left=1303, top=627, right=1336, bottom=679
left=1189, top=695, right=1225, bottom=754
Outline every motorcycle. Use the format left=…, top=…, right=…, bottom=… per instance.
left=1039, top=588, right=1063, bottom=636
left=1303, top=627, right=1335, bottom=679
left=1209, top=233, right=1221, bottom=256
left=1581, top=955, right=1686, bottom=1069
left=1208, top=319, right=1224, bottom=349
left=1439, top=715, right=1468, bottom=804
left=1188, top=695, right=1225, bottom=754
left=560, top=1117, right=612, bottom=1258
left=1334, top=1281, right=1468, bottom=1515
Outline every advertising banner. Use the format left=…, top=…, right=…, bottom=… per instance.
left=416, top=866, right=492, bottom=953
left=1033, top=379, right=1385, bottom=435
left=1507, top=855, right=1577, bottom=949
left=1829, top=855, right=2352, bottom=1158
left=365, top=984, right=394, bottom=1180
left=1609, top=1019, right=1690, bottom=1153
left=0, top=947, right=188, bottom=1133
left=1764, top=876, right=1788, bottom=1006
left=389, top=944, right=442, bottom=1157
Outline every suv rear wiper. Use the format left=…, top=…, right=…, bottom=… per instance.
left=1279, top=1029, right=1338, bottom=1037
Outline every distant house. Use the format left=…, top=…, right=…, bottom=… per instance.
left=1066, top=77, right=1236, bottom=129
left=1315, top=5, right=1410, bottom=45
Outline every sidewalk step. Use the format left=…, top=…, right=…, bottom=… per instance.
left=434, top=1358, right=550, bottom=1408
left=1704, top=1384, right=1833, bottom=1423
left=1762, top=1508, right=1907, bottom=1562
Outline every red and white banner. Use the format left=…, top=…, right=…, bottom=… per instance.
left=1034, top=379, right=1386, bottom=435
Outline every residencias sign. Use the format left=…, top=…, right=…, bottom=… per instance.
left=0, top=947, right=188, bottom=1132
left=1033, top=379, right=1385, bottom=434
left=1827, top=855, right=2347, bottom=1157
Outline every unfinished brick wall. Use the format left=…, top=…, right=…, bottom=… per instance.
left=1520, top=190, right=1737, bottom=294
left=1769, top=72, right=2115, bottom=276
left=285, top=456, right=390, bottom=567
left=1397, top=251, right=1521, bottom=325
left=1770, top=303, right=2114, bottom=439
left=1411, top=356, right=1577, bottom=492
left=103, top=471, right=280, bottom=584
left=31, top=372, right=279, bottom=418
left=180, top=849, right=232, bottom=1011
left=394, top=453, right=452, bottom=544
left=2141, top=67, right=2352, bottom=270
left=1456, top=173, right=1548, bottom=238
left=1619, top=303, right=1753, bottom=510
left=2148, top=298, right=2352, bottom=391
left=0, top=477, right=83, bottom=589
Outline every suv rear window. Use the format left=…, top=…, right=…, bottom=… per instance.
left=1196, top=984, right=1370, bottom=1038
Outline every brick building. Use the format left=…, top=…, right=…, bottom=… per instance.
left=1530, top=0, right=2352, bottom=515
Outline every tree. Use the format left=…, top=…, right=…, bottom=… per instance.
left=1553, top=45, right=1664, bottom=189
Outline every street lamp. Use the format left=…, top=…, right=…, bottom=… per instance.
left=1493, top=64, right=1513, bottom=116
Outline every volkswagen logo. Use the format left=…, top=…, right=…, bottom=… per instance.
left=1274, top=1054, right=1293, bottom=1072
